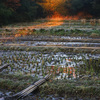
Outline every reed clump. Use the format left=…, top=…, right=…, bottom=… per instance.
left=90, top=19, right=96, bottom=26
left=81, top=19, right=86, bottom=25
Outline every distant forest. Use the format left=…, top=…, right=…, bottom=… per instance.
left=0, top=0, right=100, bottom=25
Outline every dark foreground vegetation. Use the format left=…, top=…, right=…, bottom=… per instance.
left=0, top=73, right=100, bottom=99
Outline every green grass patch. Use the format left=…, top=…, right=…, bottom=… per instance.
left=0, top=73, right=100, bottom=97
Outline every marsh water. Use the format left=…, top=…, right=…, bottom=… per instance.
left=2, top=41, right=100, bottom=47
left=0, top=51, right=100, bottom=79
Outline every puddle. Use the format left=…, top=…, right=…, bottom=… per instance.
left=60, top=36, right=92, bottom=39
left=2, top=41, right=100, bottom=47
left=0, top=90, right=12, bottom=100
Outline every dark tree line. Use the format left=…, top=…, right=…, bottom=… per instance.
left=0, top=0, right=43, bottom=26
left=0, top=0, right=100, bottom=26
left=64, top=0, right=100, bottom=17
left=36, top=0, right=100, bottom=17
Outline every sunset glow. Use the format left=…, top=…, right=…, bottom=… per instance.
left=39, top=0, right=92, bottom=20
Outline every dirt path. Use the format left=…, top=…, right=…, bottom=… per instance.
left=1, top=45, right=100, bottom=50
left=0, top=37, right=14, bottom=41
left=32, top=46, right=100, bottom=50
